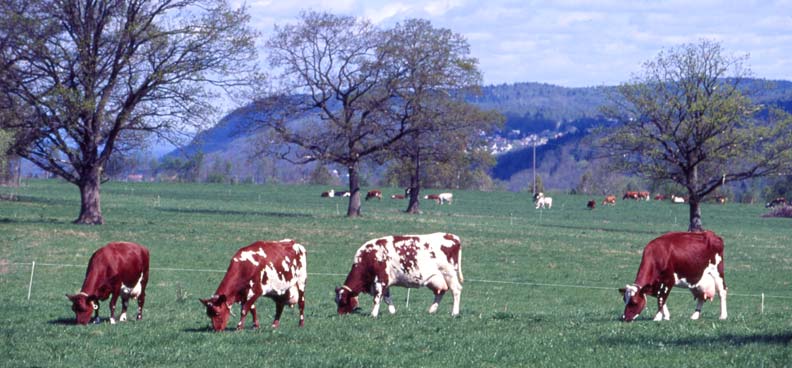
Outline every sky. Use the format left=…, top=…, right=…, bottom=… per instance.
left=235, top=0, right=792, bottom=87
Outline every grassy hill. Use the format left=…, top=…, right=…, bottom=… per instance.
left=1, top=180, right=790, bottom=367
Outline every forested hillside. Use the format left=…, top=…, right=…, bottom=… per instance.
left=164, top=79, right=792, bottom=191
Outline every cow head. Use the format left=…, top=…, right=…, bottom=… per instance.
left=334, top=286, right=359, bottom=315
left=200, top=294, right=231, bottom=331
left=66, top=293, right=99, bottom=325
left=618, top=284, right=646, bottom=322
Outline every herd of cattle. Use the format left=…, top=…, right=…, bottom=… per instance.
left=577, top=192, right=743, bottom=210
left=67, top=225, right=728, bottom=329
left=322, top=189, right=455, bottom=204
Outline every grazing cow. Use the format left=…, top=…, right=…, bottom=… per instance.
left=365, top=190, right=383, bottom=201
left=200, top=240, right=307, bottom=331
left=437, top=192, right=453, bottom=204
left=765, top=197, right=786, bottom=208
left=534, top=192, right=553, bottom=209
left=335, top=233, right=463, bottom=317
left=619, top=231, right=727, bottom=322
left=321, top=189, right=335, bottom=198
left=391, top=194, right=405, bottom=199
left=638, top=191, right=650, bottom=201
left=671, top=195, right=686, bottom=203
left=587, top=200, right=596, bottom=209
left=66, top=242, right=150, bottom=325
left=424, top=194, right=441, bottom=203
left=602, top=195, right=617, bottom=206
left=623, top=191, right=640, bottom=200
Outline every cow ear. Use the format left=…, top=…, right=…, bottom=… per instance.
left=199, top=298, right=212, bottom=307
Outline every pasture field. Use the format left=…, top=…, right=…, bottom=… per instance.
left=1, top=180, right=790, bottom=367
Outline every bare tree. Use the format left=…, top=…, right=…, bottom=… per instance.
left=602, top=40, right=792, bottom=231
left=260, top=12, right=414, bottom=217
left=0, top=0, right=259, bottom=224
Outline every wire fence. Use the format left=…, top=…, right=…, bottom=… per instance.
left=6, top=261, right=792, bottom=312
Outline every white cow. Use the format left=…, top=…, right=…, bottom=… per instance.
left=534, top=192, right=553, bottom=209
left=438, top=192, right=453, bottom=204
left=671, top=195, right=685, bottom=203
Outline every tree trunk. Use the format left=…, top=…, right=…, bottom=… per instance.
left=406, top=151, right=421, bottom=214
left=346, top=164, right=361, bottom=217
left=75, top=167, right=104, bottom=225
left=688, top=197, right=703, bottom=232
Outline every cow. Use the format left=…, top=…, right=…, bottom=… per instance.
left=200, top=239, right=307, bottom=331
left=534, top=192, right=552, bottom=209
left=714, top=195, right=727, bottom=204
left=623, top=191, right=640, bottom=200
left=321, top=189, right=335, bottom=198
left=671, top=195, right=686, bottom=203
left=390, top=194, right=405, bottom=199
left=638, top=191, right=650, bottom=201
left=765, top=197, right=786, bottom=208
left=654, top=194, right=667, bottom=201
left=337, top=191, right=351, bottom=197
left=335, top=233, right=464, bottom=317
left=619, top=231, right=727, bottom=322
left=365, top=190, right=383, bottom=201
left=424, top=194, right=441, bottom=203
left=587, top=200, right=596, bottom=210
left=602, top=195, right=617, bottom=206
left=66, top=242, right=150, bottom=325
left=437, top=192, right=453, bottom=204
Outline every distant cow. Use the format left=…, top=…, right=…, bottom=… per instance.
left=654, top=194, right=667, bottom=201
left=765, top=197, right=786, bottom=208
left=714, top=195, right=727, bottom=204
left=424, top=193, right=453, bottom=204
left=623, top=191, right=640, bottom=200
left=200, top=240, right=307, bottom=331
left=390, top=194, right=405, bottom=199
left=337, top=191, right=351, bottom=197
left=534, top=192, right=552, bottom=209
left=321, top=189, right=335, bottom=198
left=619, top=231, right=727, bottom=322
left=587, top=200, right=596, bottom=209
left=365, top=190, right=383, bottom=201
left=671, top=195, right=686, bottom=203
left=67, top=242, right=150, bottom=325
left=602, top=195, right=617, bottom=206
left=335, top=233, right=464, bottom=317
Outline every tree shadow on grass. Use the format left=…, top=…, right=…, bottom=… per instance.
left=602, top=332, right=792, bottom=347
left=157, top=207, right=313, bottom=218
left=47, top=318, right=77, bottom=325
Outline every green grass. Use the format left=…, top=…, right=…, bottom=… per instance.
left=1, top=180, right=790, bottom=367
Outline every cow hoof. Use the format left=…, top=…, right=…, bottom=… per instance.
left=110, top=318, right=117, bottom=325
left=119, top=313, right=127, bottom=322
left=136, top=314, right=143, bottom=321
left=388, top=305, right=396, bottom=314
left=271, top=322, right=280, bottom=329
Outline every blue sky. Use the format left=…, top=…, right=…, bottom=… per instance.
left=236, top=0, right=792, bottom=87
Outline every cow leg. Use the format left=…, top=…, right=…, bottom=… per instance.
left=715, top=275, right=728, bottom=320
left=237, top=295, right=260, bottom=330
left=250, top=304, right=259, bottom=329
left=298, top=284, right=306, bottom=327
left=119, top=295, right=129, bottom=322
left=691, top=298, right=705, bottom=320
left=426, top=274, right=449, bottom=314
left=371, top=282, right=385, bottom=318
left=136, top=290, right=146, bottom=320
left=272, top=301, right=285, bottom=329
left=383, top=288, right=396, bottom=314
left=109, top=293, right=119, bottom=324
left=654, top=284, right=672, bottom=321
left=446, top=276, right=463, bottom=316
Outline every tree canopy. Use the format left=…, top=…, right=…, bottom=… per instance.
left=0, top=0, right=259, bottom=223
left=602, top=40, right=792, bottom=231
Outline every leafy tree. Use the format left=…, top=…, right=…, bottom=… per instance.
left=602, top=40, right=792, bottom=231
left=379, top=19, right=503, bottom=213
left=0, top=0, right=259, bottom=224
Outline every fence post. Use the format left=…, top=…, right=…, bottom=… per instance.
left=27, top=261, right=36, bottom=300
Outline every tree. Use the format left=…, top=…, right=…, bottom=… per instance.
left=259, top=12, right=416, bottom=217
left=0, top=0, right=259, bottom=224
left=378, top=19, right=502, bottom=213
left=602, top=40, right=792, bottom=231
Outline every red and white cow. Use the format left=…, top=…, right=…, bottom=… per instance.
left=335, top=233, right=464, bottom=317
left=66, top=242, right=150, bottom=325
left=365, top=190, right=383, bottom=201
left=619, top=231, right=727, bottom=322
left=391, top=194, right=405, bottom=200
left=423, top=193, right=452, bottom=204
left=602, top=195, right=617, bottom=206
left=200, top=240, right=307, bottom=331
